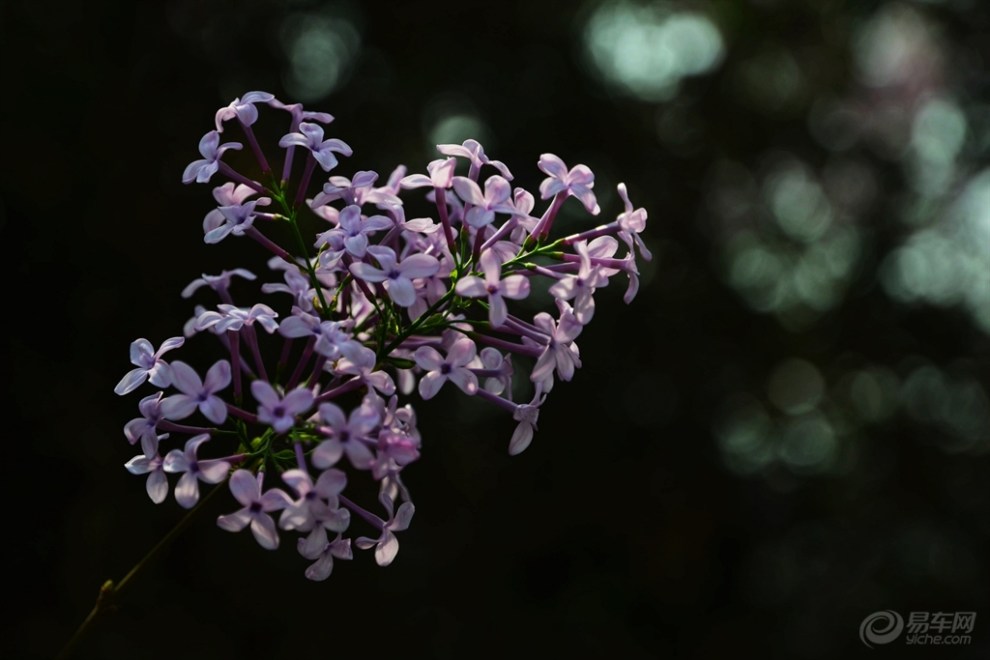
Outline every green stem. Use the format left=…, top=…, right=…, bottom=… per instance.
left=503, top=238, right=564, bottom=269
left=57, top=485, right=224, bottom=660
left=285, top=210, right=332, bottom=317
left=270, top=182, right=332, bottom=319
left=380, top=288, right=458, bottom=359
left=261, top=175, right=328, bottom=315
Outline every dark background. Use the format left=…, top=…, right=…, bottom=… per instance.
left=3, top=0, right=989, bottom=658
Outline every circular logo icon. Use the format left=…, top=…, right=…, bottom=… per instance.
left=860, top=610, right=905, bottom=648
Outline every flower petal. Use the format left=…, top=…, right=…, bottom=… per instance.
left=146, top=471, right=168, bottom=504
left=162, top=448, right=188, bottom=473
left=283, top=388, right=315, bottom=415
left=312, top=440, right=343, bottom=469
left=448, top=368, right=479, bottom=395
left=228, top=469, right=259, bottom=506
left=349, top=262, right=387, bottom=283
left=250, top=514, right=281, bottom=550
left=386, top=277, right=416, bottom=307
left=198, top=460, right=231, bottom=484
left=392, top=502, right=415, bottom=531
left=174, top=472, right=201, bottom=508
left=250, top=380, right=279, bottom=408
left=488, top=294, right=508, bottom=328
left=167, top=361, right=202, bottom=395
left=500, top=274, right=530, bottom=300
left=217, top=509, right=251, bottom=532
left=399, top=254, right=441, bottom=279
left=199, top=396, right=228, bottom=425
left=455, top=275, right=487, bottom=298
left=418, top=371, right=445, bottom=400
left=114, top=368, right=149, bottom=396
left=537, top=153, right=567, bottom=178
left=447, top=338, right=477, bottom=366
left=160, top=394, right=198, bottom=421
left=509, top=420, right=535, bottom=455
left=299, top=528, right=329, bottom=560
left=452, top=177, right=485, bottom=206
left=375, top=530, right=399, bottom=566
left=204, top=360, right=232, bottom=392
left=315, top=468, right=347, bottom=497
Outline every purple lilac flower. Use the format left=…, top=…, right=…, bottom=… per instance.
left=251, top=381, right=315, bottom=434
left=349, top=246, right=441, bottom=308
left=451, top=175, right=516, bottom=229
left=162, top=434, right=231, bottom=508
left=581, top=235, right=642, bottom=304
left=437, top=139, right=513, bottom=180
left=203, top=197, right=271, bottom=244
left=280, top=468, right=349, bottom=532
left=617, top=183, right=652, bottom=261
left=413, top=338, right=479, bottom=399
left=355, top=499, right=415, bottom=567
left=382, top=394, right=420, bottom=441
left=509, top=397, right=544, bottom=456
left=214, top=91, right=275, bottom=132
left=181, top=267, right=257, bottom=299
left=397, top=213, right=442, bottom=235
left=120, top=92, right=650, bottom=582
left=316, top=204, right=392, bottom=259
left=182, top=130, right=242, bottom=184
left=298, top=531, right=352, bottom=582
left=399, top=157, right=456, bottom=190
left=530, top=302, right=583, bottom=384
left=313, top=171, right=402, bottom=209
left=278, top=309, right=361, bottom=361
left=475, top=386, right=547, bottom=455
left=195, top=303, right=280, bottom=335
left=270, top=97, right=334, bottom=126
left=454, top=249, right=530, bottom=327
left=537, top=153, right=600, bottom=215
left=269, top=98, right=335, bottom=180
left=183, top=304, right=207, bottom=338
left=124, top=433, right=168, bottom=504
left=548, top=241, right=606, bottom=325
left=114, top=337, right=185, bottom=395
left=312, top=400, right=381, bottom=470
left=508, top=187, right=540, bottom=240
left=160, top=360, right=232, bottom=424
left=370, top=427, right=422, bottom=481
left=124, top=392, right=165, bottom=446
left=333, top=345, right=397, bottom=396
left=475, top=347, right=513, bottom=395
left=216, top=470, right=292, bottom=550
left=275, top=308, right=324, bottom=341
left=278, top=122, right=352, bottom=172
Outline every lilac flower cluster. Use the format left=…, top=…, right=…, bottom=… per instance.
left=116, top=92, right=650, bottom=581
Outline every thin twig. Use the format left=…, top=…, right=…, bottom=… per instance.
left=57, top=484, right=224, bottom=659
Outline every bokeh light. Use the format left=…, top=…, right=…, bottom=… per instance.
left=583, top=1, right=724, bottom=101
left=880, top=169, right=990, bottom=334
left=711, top=155, right=864, bottom=330
left=279, top=9, right=361, bottom=102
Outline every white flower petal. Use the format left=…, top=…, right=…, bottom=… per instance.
left=374, top=531, right=399, bottom=566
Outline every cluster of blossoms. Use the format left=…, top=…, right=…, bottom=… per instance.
left=116, top=91, right=650, bottom=581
